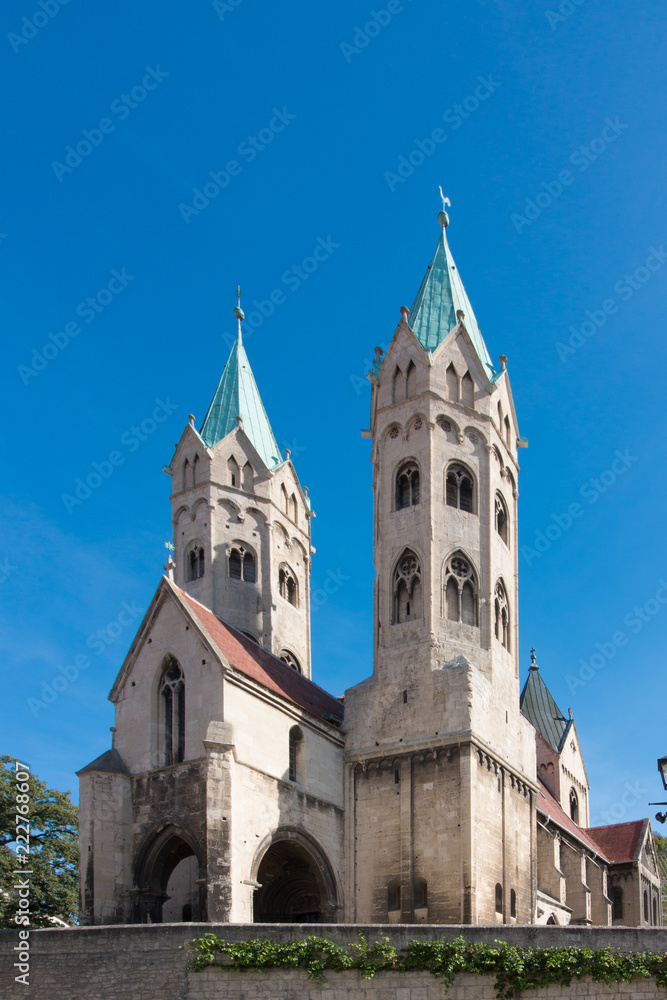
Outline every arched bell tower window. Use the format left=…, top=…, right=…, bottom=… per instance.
left=446, top=463, right=475, bottom=513
left=446, top=362, right=459, bottom=402
left=290, top=494, right=298, bottom=523
left=443, top=552, right=478, bottom=626
left=494, top=579, right=510, bottom=650
left=395, top=462, right=420, bottom=510
left=392, top=366, right=404, bottom=404
left=279, top=564, right=298, bottom=606
left=393, top=549, right=422, bottom=623
left=495, top=492, right=509, bottom=545
left=243, top=461, right=254, bottom=492
left=182, top=458, right=190, bottom=492
left=288, top=725, right=303, bottom=782
left=160, top=658, right=185, bottom=766
left=186, top=544, right=204, bottom=581
left=461, top=371, right=475, bottom=408
left=281, top=483, right=289, bottom=515
left=228, top=455, right=239, bottom=487
left=229, top=546, right=256, bottom=583
left=569, top=788, right=579, bottom=824
left=192, top=454, right=199, bottom=486
left=406, top=360, right=416, bottom=398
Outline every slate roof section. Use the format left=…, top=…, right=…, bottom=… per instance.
left=585, top=820, right=645, bottom=864
left=537, top=777, right=610, bottom=861
left=176, top=587, right=344, bottom=726
left=77, top=748, right=129, bottom=775
left=408, top=225, right=494, bottom=375
left=520, top=664, right=571, bottom=753
left=199, top=330, right=282, bottom=470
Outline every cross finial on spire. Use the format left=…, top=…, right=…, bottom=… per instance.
left=163, top=540, right=175, bottom=581
left=530, top=646, right=538, bottom=670
left=438, top=187, right=450, bottom=229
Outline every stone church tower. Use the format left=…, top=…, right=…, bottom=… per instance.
left=343, top=205, right=538, bottom=924
left=167, top=301, right=312, bottom=676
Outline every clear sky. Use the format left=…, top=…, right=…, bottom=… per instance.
left=2, top=0, right=666, bottom=831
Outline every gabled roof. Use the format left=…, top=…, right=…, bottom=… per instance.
left=537, top=777, right=610, bottom=861
left=176, top=586, right=344, bottom=725
left=77, top=748, right=129, bottom=775
left=408, top=223, right=494, bottom=376
left=200, top=330, right=282, bottom=471
left=520, top=661, right=571, bottom=753
left=585, top=820, right=646, bottom=864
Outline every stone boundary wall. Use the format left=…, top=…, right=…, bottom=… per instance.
left=2, top=923, right=667, bottom=1000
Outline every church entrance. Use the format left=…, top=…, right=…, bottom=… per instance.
left=134, top=825, right=204, bottom=923
left=252, top=834, right=337, bottom=923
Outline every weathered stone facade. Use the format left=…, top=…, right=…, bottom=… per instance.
left=77, top=212, right=661, bottom=931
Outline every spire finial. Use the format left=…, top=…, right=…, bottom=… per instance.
left=233, top=285, right=245, bottom=341
left=529, top=646, right=538, bottom=670
left=438, top=187, right=451, bottom=229
left=163, top=540, right=175, bottom=581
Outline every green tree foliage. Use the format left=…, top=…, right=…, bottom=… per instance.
left=0, top=755, right=78, bottom=928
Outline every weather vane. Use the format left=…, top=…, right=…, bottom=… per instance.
left=233, top=285, right=245, bottom=326
left=438, top=187, right=451, bottom=228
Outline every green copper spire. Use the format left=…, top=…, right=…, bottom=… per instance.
left=200, top=290, right=282, bottom=469
left=408, top=197, right=494, bottom=377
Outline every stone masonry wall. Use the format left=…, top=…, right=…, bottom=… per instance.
left=2, top=923, right=667, bottom=1000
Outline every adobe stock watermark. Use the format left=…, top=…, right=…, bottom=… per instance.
left=27, top=602, right=144, bottom=717
left=565, top=579, right=667, bottom=695
left=0, top=558, right=17, bottom=584
left=521, top=449, right=638, bottom=566
left=178, top=107, right=296, bottom=224
left=593, top=780, right=648, bottom=826
left=8, top=0, right=71, bottom=54
left=221, top=236, right=340, bottom=350
left=556, top=245, right=667, bottom=362
left=311, top=568, right=350, bottom=614
left=511, top=117, right=628, bottom=234
left=340, top=1, right=410, bottom=62
left=545, top=0, right=588, bottom=31
left=213, top=0, right=244, bottom=20
left=17, top=268, right=135, bottom=386
left=51, top=66, right=169, bottom=182
left=61, top=397, right=179, bottom=514
left=384, top=75, right=501, bottom=192
left=350, top=340, right=390, bottom=395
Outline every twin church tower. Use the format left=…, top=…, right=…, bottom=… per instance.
left=78, top=202, right=541, bottom=927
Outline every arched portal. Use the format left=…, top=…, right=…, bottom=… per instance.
left=252, top=830, right=338, bottom=923
left=133, top=824, right=204, bottom=924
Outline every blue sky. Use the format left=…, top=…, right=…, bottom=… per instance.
left=2, top=0, right=666, bottom=830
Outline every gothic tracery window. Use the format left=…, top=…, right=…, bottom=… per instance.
left=494, top=579, right=510, bottom=650
left=160, top=657, right=185, bottom=766
left=495, top=492, right=509, bottom=545
left=395, top=462, right=420, bottom=510
left=393, top=549, right=422, bottom=623
left=446, top=464, right=475, bottom=513
left=279, top=565, right=298, bottom=606
left=443, top=552, right=478, bottom=626
left=279, top=650, right=302, bottom=673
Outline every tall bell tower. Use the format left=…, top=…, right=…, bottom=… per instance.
left=164, top=292, right=313, bottom=677
left=344, top=202, right=538, bottom=924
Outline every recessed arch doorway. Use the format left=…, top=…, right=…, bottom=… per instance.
left=252, top=829, right=338, bottom=923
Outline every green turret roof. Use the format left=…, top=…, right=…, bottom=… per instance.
left=408, top=224, right=494, bottom=376
left=200, top=330, right=282, bottom=470
left=520, top=654, right=572, bottom=754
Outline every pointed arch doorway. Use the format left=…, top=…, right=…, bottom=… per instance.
left=251, top=829, right=339, bottom=923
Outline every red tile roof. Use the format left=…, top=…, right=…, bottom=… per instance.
left=585, top=820, right=645, bottom=864
left=177, top=587, right=344, bottom=726
left=537, top=778, right=611, bottom=861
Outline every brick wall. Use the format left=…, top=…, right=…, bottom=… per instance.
left=2, top=923, right=667, bottom=1000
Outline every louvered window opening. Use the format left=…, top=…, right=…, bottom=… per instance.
left=396, top=464, right=420, bottom=509
left=161, top=659, right=185, bottom=766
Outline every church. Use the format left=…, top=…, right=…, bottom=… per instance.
left=77, top=203, right=661, bottom=928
